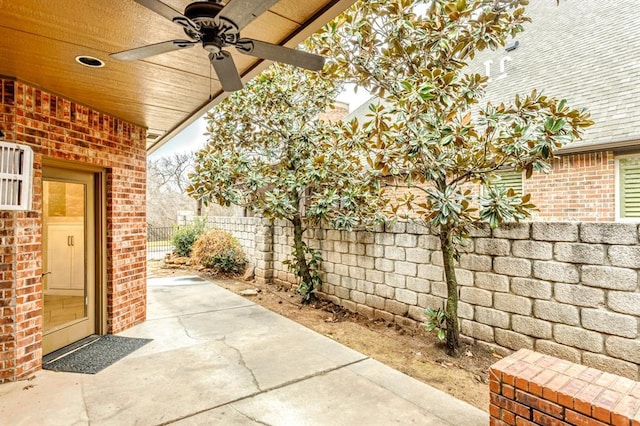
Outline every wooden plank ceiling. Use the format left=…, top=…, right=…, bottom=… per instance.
left=0, top=0, right=353, bottom=152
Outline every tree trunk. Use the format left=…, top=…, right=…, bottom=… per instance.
left=439, top=228, right=460, bottom=356
left=291, top=213, right=315, bottom=303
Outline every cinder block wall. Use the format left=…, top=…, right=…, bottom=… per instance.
left=205, top=217, right=258, bottom=260
left=0, top=79, right=147, bottom=381
left=211, top=217, right=640, bottom=380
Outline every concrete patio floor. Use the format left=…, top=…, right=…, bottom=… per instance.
left=0, top=275, right=488, bottom=425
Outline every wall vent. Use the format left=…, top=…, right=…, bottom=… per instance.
left=146, top=132, right=162, bottom=141
left=0, top=141, right=34, bottom=211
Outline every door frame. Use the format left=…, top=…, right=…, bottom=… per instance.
left=41, top=160, right=107, bottom=347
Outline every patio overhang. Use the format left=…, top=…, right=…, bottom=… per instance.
left=0, top=0, right=355, bottom=154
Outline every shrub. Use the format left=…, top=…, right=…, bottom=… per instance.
left=171, top=219, right=206, bottom=257
left=191, top=229, right=247, bottom=273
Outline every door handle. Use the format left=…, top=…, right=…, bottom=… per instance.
left=67, top=235, right=74, bottom=246
left=41, top=271, right=51, bottom=277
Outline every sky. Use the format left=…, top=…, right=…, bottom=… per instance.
left=149, top=84, right=372, bottom=159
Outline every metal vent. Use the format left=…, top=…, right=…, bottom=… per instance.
left=146, top=132, right=162, bottom=141
left=0, top=142, right=34, bottom=211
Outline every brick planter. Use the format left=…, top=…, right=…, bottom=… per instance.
left=490, top=349, right=640, bottom=425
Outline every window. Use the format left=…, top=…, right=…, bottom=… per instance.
left=485, top=170, right=524, bottom=195
left=618, top=156, right=640, bottom=219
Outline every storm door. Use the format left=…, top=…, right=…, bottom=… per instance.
left=42, top=167, right=96, bottom=354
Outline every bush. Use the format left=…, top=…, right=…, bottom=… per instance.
left=191, top=229, right=247, bottom=273
left=171, top=219, right=206, bottom=257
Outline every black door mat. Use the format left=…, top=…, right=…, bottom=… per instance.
left=43, top=335, right=152, bottom=374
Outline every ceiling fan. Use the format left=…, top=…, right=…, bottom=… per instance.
left=111, top=0, right=326, bottom=92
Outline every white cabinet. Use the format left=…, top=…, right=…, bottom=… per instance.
left=45, top=223, right=84, bottom=295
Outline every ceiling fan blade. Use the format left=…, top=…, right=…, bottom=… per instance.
left=236, top=39, right=325, bottom=71
left=211, top=51, right=243, bottom=92
left=111, top=40, right=197, bottom=61
left=133, top=0, right=199, bottom=31
left=219, top=0, right=279, bottom=30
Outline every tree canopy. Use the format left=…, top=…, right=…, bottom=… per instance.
left=315, top=0, right=593, bottom=353
left=188, top=60, right=385, bottom=301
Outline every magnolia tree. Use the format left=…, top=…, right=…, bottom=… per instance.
left=187, top=61, right=385, bottom=302
left=316, top=0, right=593, bottom=354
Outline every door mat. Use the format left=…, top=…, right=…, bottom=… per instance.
left=43, top=335, right=152, bottom=374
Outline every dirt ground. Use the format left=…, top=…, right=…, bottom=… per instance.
left=148, top=260, right=498, bottom=411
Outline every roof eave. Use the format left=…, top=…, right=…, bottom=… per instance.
left=557, top=138, right=640, bottom=156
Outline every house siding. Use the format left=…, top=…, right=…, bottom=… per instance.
left=0, top=79, right=147, bottom=382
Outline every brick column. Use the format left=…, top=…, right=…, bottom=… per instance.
left=0, top=209, right=42, bottom=382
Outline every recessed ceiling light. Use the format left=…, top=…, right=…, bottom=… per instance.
left=75, top=55, right=105, bottom=68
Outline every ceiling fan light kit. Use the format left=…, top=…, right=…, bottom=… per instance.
left=111, top=0, right=326, bottom=92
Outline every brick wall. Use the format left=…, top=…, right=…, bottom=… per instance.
left=490, top=349, right=640, bottom=425
left=529, top=152, right=616, bottom=222
left=382, top=150, right=617, bottom=223
left=210, top=217, right=640, bottom=381
left=387, top=150, right=618, bottom=222
left=318, top=101, right=349, bottom=124
left=0, top=78, right=147, bottom=381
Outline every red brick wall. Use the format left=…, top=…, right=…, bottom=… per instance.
left=106, top=169, right=147, bottom=334
left=318, top=101, right=349, bottom=124
left=0, top=212, right=17, bottom=381
left=490, top=349, right=640, bottom=425
left=528, top=152, right=616, bottom=222
left=382, top=151, right=617, bottom=222
left=0, top=78, right=147, bottom=381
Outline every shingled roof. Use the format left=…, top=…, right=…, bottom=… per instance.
left=345, top=0, right=640, bottom=154
left=472, top=0, right=640, bottom=153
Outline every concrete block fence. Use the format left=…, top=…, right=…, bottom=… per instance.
left=202, top=217, right=273, bottom=283
left=207, top=217, right=640, bottom=380
left=202, top=217, right=258, bottom=260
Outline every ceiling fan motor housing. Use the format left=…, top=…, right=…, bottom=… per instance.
left=183, top=1, right=240, bottom=50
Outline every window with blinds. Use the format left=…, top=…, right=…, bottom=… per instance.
left=619, top=156, right=640, bottom=218
left=0, top=142, right=34, bottom=211
left=485, top=170, right=524, bottom=195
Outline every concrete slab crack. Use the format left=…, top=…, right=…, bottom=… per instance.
left=218, top=337, right=262, bottom=392
left=176, top=315, right=203, bottom=342
left=146, top=304, right=255, bottom=323
left=159, top=357, right=369, bottom=425
left=231, top=405, right=273, bottom=426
